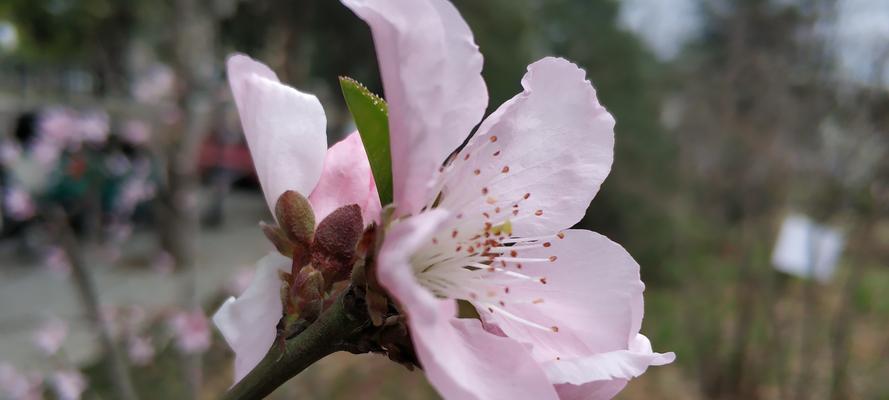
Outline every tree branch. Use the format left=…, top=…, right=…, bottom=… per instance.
left=220, top=293, right=368, bottom=400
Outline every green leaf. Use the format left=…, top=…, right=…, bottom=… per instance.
left=339, top=76, right=393, bottom=206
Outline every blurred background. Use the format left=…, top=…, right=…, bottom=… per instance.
left=0, top=0, right=886, bottom=398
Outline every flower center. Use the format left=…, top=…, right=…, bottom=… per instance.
left=410, top=198, right=564, bottom=333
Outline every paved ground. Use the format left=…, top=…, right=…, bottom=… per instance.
left=0, top=190, right=272, bottom=371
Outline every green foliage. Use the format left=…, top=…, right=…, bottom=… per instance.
left=339, top=77, right=392, bottom=206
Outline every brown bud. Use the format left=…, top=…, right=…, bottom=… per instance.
left=312, top=204, right=363, bottom=290
left=260, top=221, right=294, bottom=257
left=291, top=266, right=324, bottom=321
left=275, top=190, right=315, bottom=249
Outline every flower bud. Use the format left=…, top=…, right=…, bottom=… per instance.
left=290, top=266, right=325, bottom=321
left=312, top=204, right=363, bottom=291
left=275, top=190, right=314, bottom=250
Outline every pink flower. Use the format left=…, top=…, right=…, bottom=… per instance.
left=76, top=111, right=110, bottom=144
left=33, top=317, right=68, bottom=357
left=4, top=187, right=35, bottom=221
left=0, top=363, right=43, bottom=400
left=50, top=370, right=86, bottom=400
left=212, top=54, right=381, bottom=383
left=341, top=0, right=674, bottom=398
left=121, top=120, right=152, bottom=145
left=127, top=335, right=155, bottom=366
left=43, top=247, right=72, bottom=279
left=169, top=309, right=212, bottom=355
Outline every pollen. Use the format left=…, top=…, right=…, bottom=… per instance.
left=481, top=187, right=489, bottom=195
left=543, top=242, right=552, bottom=248
left=510, top=250, right=518, bottom=257
left=464, top=153, right=470, bottom=160
left=549, top=256, right=558, bottom=262
left=523, top=193, right=530, bottom=200
left=489, top=135, right=498, bottom=142
left=486, top=196, right=497, bottom=204
left=535, top=209, right=544, bottom=216
left=504, top=287, right=510, bottom=294
left=501, top=166, right=510, bottom=173
left=499, top=300, right=506, bottom=307
left=539, top=277, right=548, bottom=284
left=532, top=298, right=544, bottom=304
left=474, top=169, right=480, bottom=175
left=551, top=326, right=559, bottom=333
left=432, top=238, right=438, bottom=245
left=452, top=230, right=458, bottom=238
left=493, top=150, right=501, bottom=157
left=557, top=232, right=566, bottom=239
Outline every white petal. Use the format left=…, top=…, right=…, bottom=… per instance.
left=212, top=252, right=289, bottom=383
left=227, top=54, right=327, bottom=216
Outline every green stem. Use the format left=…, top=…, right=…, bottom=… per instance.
left=220, top=296, right=366, bottom=400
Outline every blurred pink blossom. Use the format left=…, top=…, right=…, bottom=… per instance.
left=33, top=317, right=68, bottom=356
left=0, top=141, right=21, bottom=166
left=127, top=336, right=155, bottom=366
left=0, top=363, right=43, bottom=400
left=116, top=177, right=156, bottom=216
left=151, top=252, right=175, bottom=275
left=169, top=309, right=211, bottom=354
left=43, top=247, right=71, bottom=279
left=77, top=111, right=110, bottom=144
left=4, top=187, right=36, bottom=221
left=132, top=64, right=176, bottom=104
left=50, top=370, right=86, bottom=400
left=121, top=120, right=152, bottom=145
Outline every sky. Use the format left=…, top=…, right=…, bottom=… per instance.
left=617, top=0, right=889, bottom=86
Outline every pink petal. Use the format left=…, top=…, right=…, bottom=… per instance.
left=227, top=54, right=328, bottom=216
left=308, top=132, right=381, bottom=225
left=341, top=0, right=488, bottom=216
left=480, top=229, right=659, bottom=370
left=438, top=57, right=615, bottom=236
left=212, top=252, right=290, bottom=383
left=555, top=380, right=628, bottom=400
left=377, top=211, right=558, bottom=400
left=541, top=334, right=675, bottom=386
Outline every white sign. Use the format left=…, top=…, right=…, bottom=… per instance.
left=772, top=214, right=845, bottom=283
